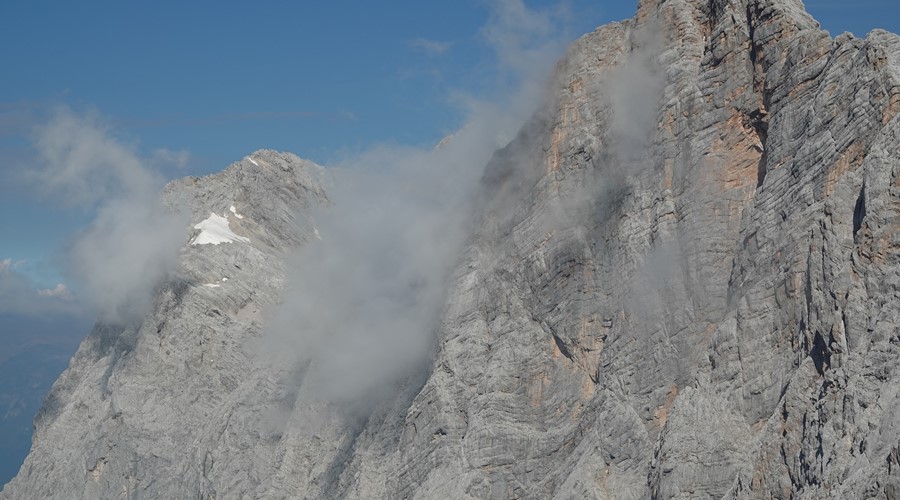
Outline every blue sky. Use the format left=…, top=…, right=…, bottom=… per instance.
left=1, top=0, right=898, bottom=290
left=0, top=0, right=625, bottom=285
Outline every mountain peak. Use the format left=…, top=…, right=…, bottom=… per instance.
left=5, top=1, right=900, bottom=498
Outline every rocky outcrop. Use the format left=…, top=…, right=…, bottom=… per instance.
left=1, top=150, right=328, bottom=499
left=4, top=0, right=900, bottom=498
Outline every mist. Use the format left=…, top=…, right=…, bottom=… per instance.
left=607, top=24, right=665, bottom=163
left=262, top=0, right=575, bottom=406
left=33, top=107, right=188, bottom=324
left=553, top=18, right=666, bottom=230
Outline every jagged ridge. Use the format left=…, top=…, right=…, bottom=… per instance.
left=4, top=0, right=900, bottom=498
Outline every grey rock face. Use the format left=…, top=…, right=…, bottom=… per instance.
left=4, top=0, right=900, bottom=498
left=1, top=150, right=328, bottom=499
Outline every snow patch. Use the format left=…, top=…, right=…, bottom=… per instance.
left=222, top=277, right=228, bottom=282
left=191, top=213, right=250, bottom=245
left=203, top=283, right=221, bottom=288
left=247, top=156, right=259, bottom=166
left=314, top=227, right=322, bottom=240
left=229, top=206, right=244, bottom=219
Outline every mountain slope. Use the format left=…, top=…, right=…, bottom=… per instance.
left=5, top=0, right=900, bottom=498
left=1, top=150, right=328, bottom=499
left=386, top=1, right=900, bottom=497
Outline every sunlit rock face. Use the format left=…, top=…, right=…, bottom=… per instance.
left=5, top=1, right=900, bottom=498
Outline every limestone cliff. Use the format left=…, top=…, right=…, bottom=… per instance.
left=4, top=0, right=900, bottom=498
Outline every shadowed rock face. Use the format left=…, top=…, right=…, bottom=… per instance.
left=4, top=0, right=900, bottom=498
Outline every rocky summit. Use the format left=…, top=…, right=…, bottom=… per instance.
left=4, top=0, right=900, bottom=498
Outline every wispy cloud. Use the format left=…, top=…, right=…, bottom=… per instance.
left=0, top=258, right=79, bottom=316
left=481, top=0, right=571, bottom=81
left=33, top=107, right=160, bottom=207
left=149, top=148, right=190, bottom=170
left=33, top=106, right=188, bottom=323
left=607, top=24, right=665, bottom=162
left=410, top=37, right=453, bottom=56
left=262, top=0, right=581, bottom=410
left=37, top=283, right=72, bottom=299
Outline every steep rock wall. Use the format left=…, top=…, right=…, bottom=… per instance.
left=4, top=1, right=900, bottom=498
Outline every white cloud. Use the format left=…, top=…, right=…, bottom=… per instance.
left=37, top=283, right=72, bottom=299
left=33, top=107, right=188, bottom=323
left=0, top=259, right=80, bottom=317
left=32, top=107, right=160, bottom=208
left=481, top=0, right=570, bottom=82
left=149, top=148, right=190, bottom=169
left=410, top=37, right=453, bottom=56
left=263, top=0, right=580, bottom=407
